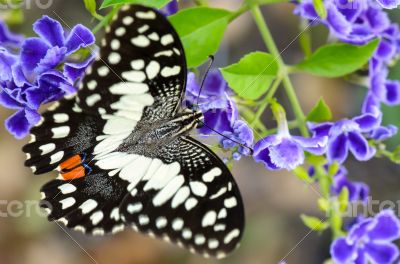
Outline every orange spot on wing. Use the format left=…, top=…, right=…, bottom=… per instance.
left=60, top=155, right=86, bottom=180
left=62, top=166, right=86, bottom=180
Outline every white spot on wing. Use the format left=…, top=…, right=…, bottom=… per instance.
left=136, top=11, right=156, bottom=19
left=53, top=114, right=69, bottom=123
left=224, top=229, right=240, bottom=244
left=86, top=94, right=101, bottom=107
left=131, top=35, right=150, bottom=47
left=203, top=168, right=222, bottom=182
left=202, top=211, right=217, bottom=227
left=153, top=175, right=184, bottom=206
left=79, top=199, right=98, bottom=214
left=39, top=143, right=56, bottom=155
left=161, top=66, right=181, bottom=77
left=50, top=151, right=64, bottom=164
left=60, top=197, right=75, bottom=209
left=161, top=34, right=174, bottom=46
left=51, top=126, right=70, bottom=138
left=145, top=61, right=160, bottom=79
left=58, top=183, right=76, bottom=194
left=90, top=211, right=104, bottom=225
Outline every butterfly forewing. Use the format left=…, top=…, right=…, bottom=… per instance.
left=23, top=4, right=245, bottom=259
left=79, top=4, right=187, bottom=120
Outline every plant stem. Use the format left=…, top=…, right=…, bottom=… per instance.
left=251, top=77, right=282, bottom=127
left=249, top=5, right=309, bottom=136
left=92, top=5, right=120, bottom=34
left=194, top=0, right=208, bottom=6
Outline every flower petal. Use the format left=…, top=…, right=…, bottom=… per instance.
left=268, top=138, right=305, bottom=170
left=384, top=80, right=400, bottom=105
left=367, top=210, right=400, bottom=242
left=253, top=135, right=280, bottom=170
left=0, top=90, right=22, bottom=109
left=292, top=135, right=328, bottom=155
left=0, top=48, right=18, bottom=81
left=364, top=242, right=399, bottom=264
left=370, top=125, right=398, bottom=141
left=353, top=113, right=381, bottom=133
left=348, top=131, right=375, bottom=161
left=20, top=38, right=50, bottom=73
left=307, top=122, right=333, bottom=137
left=35, top=46, right=67, bottom=75
left=5, top=109, right=30, bottom=139
left=64, top=54, right=95, bottom=82
left=33, top=15, right=65, bottom=47
left=0, top=21, right=24, bottom=45
left=327, top=133, right=349, bottom=164
left=375, top=0, right=400, bottom=9
left=64, top=24, right=95, bottom=54
left=330, top=237, right=357, bottom=263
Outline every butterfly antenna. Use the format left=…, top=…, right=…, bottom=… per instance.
left=196, top=55, right=215, bottom=107
left=198, top=120, right=254, bottom=155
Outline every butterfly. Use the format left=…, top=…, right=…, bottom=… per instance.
left=23, top=4, right=244, bottom=259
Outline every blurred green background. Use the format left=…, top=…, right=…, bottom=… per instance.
left=0, top=1, right=399, bottom=263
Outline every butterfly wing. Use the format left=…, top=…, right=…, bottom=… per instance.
left=24, top=5, right=245, bottom=257
left=23, top=4, right=186, bottom=174
left=78, top=4, right=186, bottom=120
left=117, top=136, right=245, bottom=258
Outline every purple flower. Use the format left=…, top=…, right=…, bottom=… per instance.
left=161, top=0, right=178, bottom=16
left=0, top=16, right=95, bottom=139
left=308, top=112, right=381, bottom=164
left=332, top=166, right=369, bottom=203
left=254, top=105, right=327, bottom=170
left=185, top=70, right=238, bottom=135
left=376, top=0, right=400, bottom=9
left=0, top=21, right=23, bottom=47
left=253, top=133, right=327, bottom=170
left=331, top=210, right=400, bottom=264
left=221, top=120, right=254, bottom=159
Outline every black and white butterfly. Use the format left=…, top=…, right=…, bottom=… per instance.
left=23, top=4, right=244, bottom=259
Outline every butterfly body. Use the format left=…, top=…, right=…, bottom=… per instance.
left=23, top=5, right=244, bottom=258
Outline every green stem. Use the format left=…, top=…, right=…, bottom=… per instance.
left=251, top=77, right=282, bottom=127
left=92, top=5, right=120, bottom=34
left=194, top=0, right=208, bottom=6
left=249, top=5, right=309, bottom=137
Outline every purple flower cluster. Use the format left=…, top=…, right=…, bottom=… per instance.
left=309, top=165, right=369, bottom=202
left=0, top=17, right=95, bottom=138
left=185, top=70, right=254, bottom=159
left=308, top=111, right=397, bottom=164
left=331, top=210, right=400, bottom=263
left=295, top=0, right=400, bottom=114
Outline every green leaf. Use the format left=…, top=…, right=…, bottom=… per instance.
left=306, top=154, right=326, bottom=167
left=293, top=166, right=313, bottom=184
left=328, top=161, right=340, bottom=176
left=338, top=187, right=349, bottom=213
left=101, top=0, right=171, bottom=9
left=220, top=52, right=278, bottom=100
left=169, top=7, right=231, bottom=68
left=295, top=39, right=379, bottom=77
left=307, top=98, right=332, bottom=122
left=301, top=215, right=328, bottom=231
left=313, top=0, right=327, bottom=19
left=84, top=0, right=103, bottom=20
left=318, top=198, right=330, bottom=212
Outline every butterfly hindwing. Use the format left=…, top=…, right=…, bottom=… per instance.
left=40, top=165, right=127, bottom=235
left=116, top=136, right=244, bottom=258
